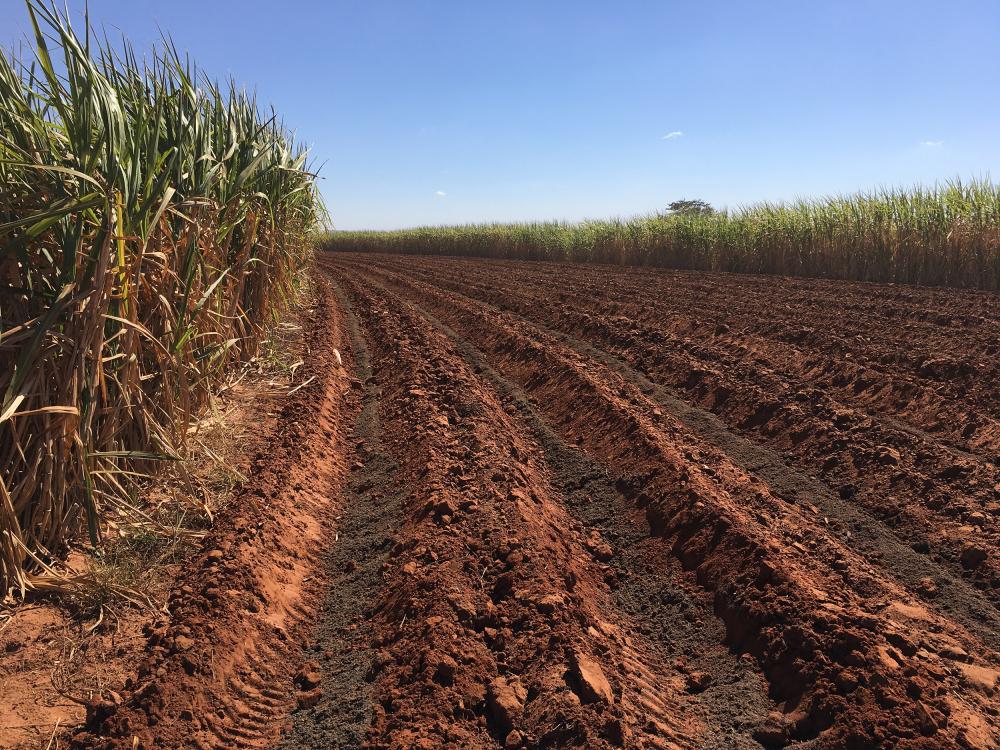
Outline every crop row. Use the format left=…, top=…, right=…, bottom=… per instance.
left=323, top=180, right=1000, bottom=290
left=0, top=2, right=323, bottom=595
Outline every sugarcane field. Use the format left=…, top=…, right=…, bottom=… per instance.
left=2, top=2, right=999, bottom=749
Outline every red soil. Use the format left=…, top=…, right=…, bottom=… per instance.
left=74, top=278, right=352, bottom=750
left=76, top=254, right=999, bottom=749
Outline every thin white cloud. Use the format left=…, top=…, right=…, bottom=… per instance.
left=920, top=140, right=943, bottom=147
left=661, top=131, right=684, bottom=140
left=435, top=190, right=447, bottom=197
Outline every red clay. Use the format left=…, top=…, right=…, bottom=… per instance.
left=79, top=254, right=1000, bottom=749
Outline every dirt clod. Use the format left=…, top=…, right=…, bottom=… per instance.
left=504, top=729, right=524, bottom=748
left=172, top=636, right=194, bottom=652
left=295, top=661, right=322, bottom=690
left=960, top=543, right=988, bottom=569
left=569, top=651, right=614, bottom=704
left=296, top=688, right=323, bottom=710
left=487, top=676, right=527, bottom=735
left=684, top=670, right=713, bottom=693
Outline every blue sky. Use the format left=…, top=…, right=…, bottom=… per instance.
left=6, top=1, right=1000, bottom=229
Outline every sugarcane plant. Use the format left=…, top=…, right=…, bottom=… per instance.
left=0, top=1, right=323, bottom=597
left=322, top=180, right=1000, bottom=290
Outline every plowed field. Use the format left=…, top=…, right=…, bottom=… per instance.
left=82, top=253, right=1000, bottom=750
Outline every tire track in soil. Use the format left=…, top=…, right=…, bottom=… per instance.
left=386, top=292, right=777, bottom=749
left=77, top=278, right=354, bottom=750
left=327, top=256, right=1000, bottom=750
left=279, top=279, right=405, bottom=749
left=347, top=256, right=1000, bottom=640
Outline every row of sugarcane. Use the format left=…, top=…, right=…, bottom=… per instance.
left=0, top=2, right=323, bottom=596
left=322, top=179, right=1000, bottom=290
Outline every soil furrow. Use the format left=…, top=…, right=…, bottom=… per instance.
left=78, top=254, right=1000, bottom=750
left=375, top=284, right=778, bottom=748
left=350, top=259, right=1000, bottom=647
left=80, top=277, right=355, bottom=750
left=279, top=278, right=404, bottom=748
left=365, top=253, right=1000, bottom=455
left=365, top=255, right=1000, bottom=455
left=324, top=254, right=1000, bottom=750
left=321, top=267, right=708, bottom=748
left=343, top=255, right=1000, bottom=602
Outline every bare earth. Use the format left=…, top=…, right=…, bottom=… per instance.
left=72, top=253, right=999, bottom=749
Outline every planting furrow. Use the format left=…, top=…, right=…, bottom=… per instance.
left=338, top=257, right=1000, bottom=645
left=367, top=253, right=1000, bottom=451
left=370, top=254, right=1000, bottom=448
left=355, top=258, right=1000, bottom=644
left=328, top=257, right=1000, bottom=750
left=346, top=255, right=1000, bottom=600
left=313, top=265, right=712, bottom=748
left=357, top=277, right=779, bottom=749
left=537, top=274, right=1000, bottom=456
left=280, top=278, right=405, bottom=749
